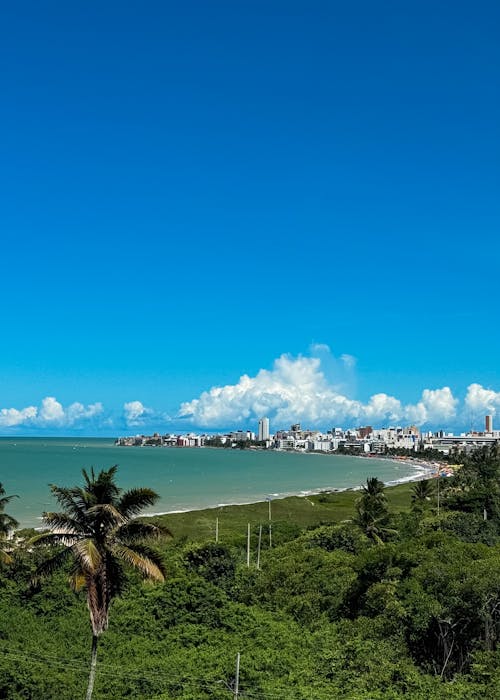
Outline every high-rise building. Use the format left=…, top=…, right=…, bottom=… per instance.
left=258, top=417, right=270, bottom=442
left=486, top=415, right=493, bottom=433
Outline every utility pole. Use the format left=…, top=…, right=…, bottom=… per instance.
left=257, top=524, right=262, bottom=570
left=267, top=497, right=272, bottom=549
left=233, top=652, right=240, bottom=699
left=437, top=474, right=440, bottom=517
left=215, top=517, right=219, bottom=543
left=246, top=523, right=250, bottom=567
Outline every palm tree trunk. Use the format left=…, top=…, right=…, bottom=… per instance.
left=86, top=634, right=98, bottom=700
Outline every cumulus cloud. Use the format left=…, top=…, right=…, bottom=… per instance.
left=178, top=350, right=463, bottom=429
left=0, top=397, right=104, bottom=429
left=2, top=355, right=499, bottom=434
left=38, top=397, right=65, bottom=424
left=122, top=401, right=170, bottom=429
left=123, top=400, right=152, bottom=427
left=66, top=401, right=104, bottom=423
left=0, top=405, right=38, bottom=428
left=465, top=383, right=500, bottom=416
left=405, top=388, right=458, bottom=425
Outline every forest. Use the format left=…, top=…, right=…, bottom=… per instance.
left=1, top=447, right=500, bottom=699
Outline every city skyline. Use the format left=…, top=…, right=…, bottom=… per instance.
left=116, top=412, right=499, bottom=458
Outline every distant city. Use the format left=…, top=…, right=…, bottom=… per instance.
left=116, top=415, right=499, bottom=456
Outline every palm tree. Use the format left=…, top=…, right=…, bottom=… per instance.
left=361, top=476, right=386, bottom=502
left=32, top=466, right=170, bottom=700
left=352, top=504, right=397, bottom=545
left=411, top=479, right=434, bottom=512
left=352, top=477, right=396, bottom=544
left=0, top=483, right=18, bottom=565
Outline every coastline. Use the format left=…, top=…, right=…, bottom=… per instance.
left=7, top=442, right=449, bottom=529
left=143, top=454, right=440, bottom=520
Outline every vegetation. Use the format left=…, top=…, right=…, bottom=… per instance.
left=3, top=449, right=500, bottom=697
left=0, top=483, right=18, bottom=565
left=31, top=467, right=170, bottom=700
left=352, top=476, right=397, bottom=544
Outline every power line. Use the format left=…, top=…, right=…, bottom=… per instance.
left=0, top=646, right=338, bottom=699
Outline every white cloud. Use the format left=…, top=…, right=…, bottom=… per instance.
left=405, top=387, right=458, bottom=425
left=122, top=401, right=170, bottom=429
left=0, top=397, right=105, bottom=429
left=464, top=383, right=500, bottom=416
left=66, top=402, right=104, bottom=424
left=123, top=400, right=152, bottom=427
left=0, top=405, right=38, bottom=428
left=310, top=343, right=331, bottom=353
left=179, top=350, right=463, bottom=429
left=364, top=393, right=402, bottom=421
left=37, top=397, right=104, bottom=426
left=39, top=397, right=65, bottom=424
left=340, top=354, right=357, bottom=369
left=1, top=359, right=498, bottom=434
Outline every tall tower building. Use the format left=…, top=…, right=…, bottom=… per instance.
left=258, top=417, right=270, bottom=442
left=485, top=415, right=493, bottom=433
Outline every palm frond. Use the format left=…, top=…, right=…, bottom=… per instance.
left=0, top=513, right=19, bottom=535
left=103, top=553, right=126, bottom=599
left=0, top=494, right=18, bottom=507
left=30, top=531, right=80, bottom=547
left=69, top=571, right=86, bottom=592
left=0, top=485, right=19, bottom=536
left=72, top=539, right=102, bottom=574
left=87, top=503, right=126, bottom=529
left=117, top=520, right=172, bottom=543
left=113, top=544, right=165, bottom=582
left=32, top=546, right=73, bottom=585
left=48, top=485, right=89, bottom=521
left=0, top=549, right=13, bottom=565
left=83, top=466, right=121, bottom=505
left=41, top=512, right=86, bottom=535
left=117, top=488, right=159, bottom=518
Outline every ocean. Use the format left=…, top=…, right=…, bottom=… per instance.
left=0, top=438, right=428, bottom=528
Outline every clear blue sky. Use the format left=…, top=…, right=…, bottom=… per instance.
left=1, top=1, right=499, bottom=434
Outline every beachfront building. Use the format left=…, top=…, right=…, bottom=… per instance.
left=425, top=434, right=498, bottom=454
left=176, top=434, right=205, bottom=447
left=230, top=430, right=255, bottom=442
left=116, top=414, right=500, bottom=456
left=258, top=417, right=270, bottom=442
left=371, top=426, right=420, bottom=451
left=310, top=438, right=341, bottom=452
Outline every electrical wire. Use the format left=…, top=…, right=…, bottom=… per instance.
left=0, top=645, right=339, bottom=699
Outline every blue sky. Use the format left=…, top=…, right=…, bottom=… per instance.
left=0, top=1, right=499, bottom=434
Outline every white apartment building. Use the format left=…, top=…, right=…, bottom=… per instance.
left=258, top=417, right=270, bottom=441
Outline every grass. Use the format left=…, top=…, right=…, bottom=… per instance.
left=150, top=481, right=418, bottom=544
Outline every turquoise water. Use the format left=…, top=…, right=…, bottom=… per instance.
left=0, top=438, right=426, bottom=527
